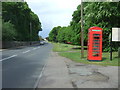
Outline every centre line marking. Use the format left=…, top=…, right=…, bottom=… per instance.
left=0, top=54, right=17, bottom=61
left=33, top=47, right=40, bottom=50
left=33, top=48, right=37, bottom=50
left=22, top=50, right=31, bottom=54
left=37, top=47, right=40, bottom=49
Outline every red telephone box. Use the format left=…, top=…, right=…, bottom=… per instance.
left=87, top=26, right=103, bottom=61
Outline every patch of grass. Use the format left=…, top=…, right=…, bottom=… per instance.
left=52, top=42, right=119, bottom=66
left=59, top=51, right=119, bottom=66
left=52, top=43, right=77, bottom=52
left=52, top=42, right=87, bottom=52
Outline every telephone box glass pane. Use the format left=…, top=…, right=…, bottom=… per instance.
left=93, top=43, right=99, bottom=44
left=93, top=54, right=99, bottom=56
left=93, top=46, right=99, bottom=48
left=94, top=40, right=100, bottom=42
left=93, top=51, right=99, bottom=53
left=94, top=37, right=100, bottom=39
left=93, top=34, right=100, bottom=36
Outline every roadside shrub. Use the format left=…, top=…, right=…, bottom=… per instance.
left=2, top=20, right=17, bottom=41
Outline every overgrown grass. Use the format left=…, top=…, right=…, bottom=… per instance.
left=52, top=42, right=87, bottom=52
left=52, top=43, right=76, bottom=52
left=52, top=43, right=119, bottom=66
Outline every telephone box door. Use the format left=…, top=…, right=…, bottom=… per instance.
left=87, top=27, right=102, bottom=61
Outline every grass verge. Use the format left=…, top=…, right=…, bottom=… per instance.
left=52, top=42, right=119, bottom=66
left=52, top=42, right=87, bottom=52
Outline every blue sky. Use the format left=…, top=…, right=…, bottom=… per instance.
left=26, top=0, right=81, bottom=38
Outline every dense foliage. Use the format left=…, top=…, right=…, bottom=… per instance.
left=2, top=2, right=42, bottom=41
left=49, top=26, right=61, bottom=42
left=0, top=2, right=2, bottom=41
left=49, top=2, right=120, bottom=51
left=2, top=21, right=16, bottom=41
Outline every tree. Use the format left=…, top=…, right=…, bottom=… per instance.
left=49, top=26, right=61, bottom=42
left=83, top=2, right=120, bottom=51
left=49, top=2, right=120, bottom=51
left=2, top=2, right=42, bottom=41
left=2, top=20, right=17, bottom=41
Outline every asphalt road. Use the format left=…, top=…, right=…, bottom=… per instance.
left=2, top=43, right=52, bottom=88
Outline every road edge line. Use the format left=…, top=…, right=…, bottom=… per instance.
left=34, top=63, right=46, bottom=89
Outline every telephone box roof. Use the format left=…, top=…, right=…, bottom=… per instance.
left=89, top=26, right=103, bottom=30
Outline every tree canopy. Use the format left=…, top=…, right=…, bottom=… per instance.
left=49, top=2, right=120, bottom=51
left=2, top=2, right=42, bottom=41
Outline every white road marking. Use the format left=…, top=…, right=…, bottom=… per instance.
left=22, top=50, right=31, bottom=54
left=0, top=54, right=17, bottom=61
left=34, top=64, right=46, bottom=89
left=37, top=47, right=40, bottom=49
left=32, top=47, right=40, bottom=50
left=1, top=46, right=41, bottom=62
left=33, top=48, right=37, bottom=50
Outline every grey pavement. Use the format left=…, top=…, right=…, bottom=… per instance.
left=37, top=52, right=73, bottom=88
left=37, top=51, right=119, bottom=88
left=65, top=57, right=119, bottom=88
left=2, top=43, right=52, bottom=88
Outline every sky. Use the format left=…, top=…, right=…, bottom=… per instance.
left=26, top=0, right=81, bottom=38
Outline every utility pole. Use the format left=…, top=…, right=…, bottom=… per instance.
left=30, top=22, right=32, bottom=45
left=81, top=0, right=84, bottom=58
left=110, top=29, right=112, bottom=61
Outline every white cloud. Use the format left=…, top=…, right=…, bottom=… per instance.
left=26, top=0, right=81, bottom=38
